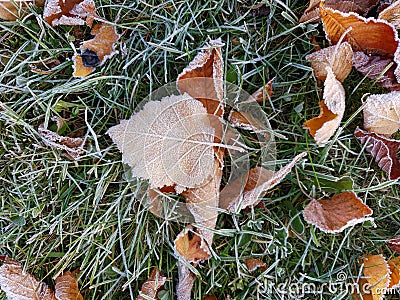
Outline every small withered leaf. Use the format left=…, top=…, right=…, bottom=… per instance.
left=387, top=236, right=400, bottom=254
left=354, top=127, right=400, bottom=180
left=137, top=268, right=166, bottom=300
left=303, top=191, right=373, bottom=233
left=174, top=225, right=211, bottom=263
left=43, top=0, right=96, bottom=27
left=55, top=270, right=83, bottom=300
left=245, top=258, right=267, bottom=272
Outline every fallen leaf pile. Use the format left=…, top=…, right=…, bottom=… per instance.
left=300, top=0, right=400, bottom=180
left=0, top=256, right=83, bottom=300
left=108, top=40, right=308, bottom=299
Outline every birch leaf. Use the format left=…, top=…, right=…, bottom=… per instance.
left=363, top=91, right=400, bottom=136
left=0, top=257, right=56, bottom=300
left=107, top=93, right=216, bottom=193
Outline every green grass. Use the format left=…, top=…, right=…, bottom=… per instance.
left=1, top=0, right=399, bottom=299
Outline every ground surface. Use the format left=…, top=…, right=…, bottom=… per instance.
left=0, top=0, right=399, bottom=299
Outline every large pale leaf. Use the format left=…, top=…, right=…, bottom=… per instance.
left=303, top=191, right=373, bottom=233
left=363, top=91, right=400, bottom=136
left=0, top=257, right=56, bottom=300
left=304, top=66, right=345, bottom=145
left=354, top=127, right=400, bottom=180
left=108, top=93, right=216, bottom=193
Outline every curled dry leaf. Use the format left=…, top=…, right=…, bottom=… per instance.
left=108, top=93, right=216, bottom=194
left=73, top=22, right=120, bottom=77
left=220, top=152, right=307, bottom=212
left=387, top=236, right=400, bottom=253
left=299, top=0, right=378, bottom=23
left=304, top=66, right=345, bottom=145
left=379, top=0, right=400, bottom=29
left=320, top=6, right=400, bottom=59
left=55, top=270, right=83, bottom=300
left=43, top=0, right=96, bottom=27
left=353, top=51, right=400, bottom=91
left=0, top=256, right=56, bottom=300
left=0, top=0, right=44, bottom=21
left=177, top=39, right=224, bottom=117
left=354, top=127, right=400, bottom=180
left=137, top=268, right=166, bottom=300
left=245, top=258, right=267, bottom=272
left=38, top=123, right=85, bottom=160
left=303, top=191, right=373, bottom=233
left=363, top=91, right=400, bottom=136
left=306, top=42, right=353, bottom=82
left=174, top=225, right=211, bottom=264
left=360, top=254, right=391, bottom=300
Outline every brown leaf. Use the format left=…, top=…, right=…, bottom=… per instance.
left=73, top=22, right=120, bottom=77
left=137, top=268, right=166, bottom=300
left=306, top=42, right=353, bottom=82
left=304, top=66, right=345, bottom=145
left=303, top=191, right=373, bottom=233
left=249, top=78, right=274, bottom=103
left=0, top=257, right=56, bottom=300
left=352, top=51, right=400, bottom=91
left=379, top=0, right=400, bottom=29
left=55, top=270, right=83, bottom=300
left=354, top=127, right=400, bottom=180
left=299, top=0, right=378, bottom=23
left=245, top=258, right=267, bottom=272
left=320, top=5, right=399, bottom=58
left=43, top=0, right=96, bottom=27
left=204, top=296, right=218, bottom=300
left=174, top=225, right=211, bottom=263
left=177, top=39, right=224, bottom=117
left=0, top=0, right=44, bottom=21
left=220, top=152, right=307, bottom=212
left=38, top=122, right=85, bottom=160
left=176, top=261, right=195, bottom=300
left=363, top=91, right=400, bottom=136
left=360, top=254, right=390, bottom=300
left=387, top=236, right=400, bottom=253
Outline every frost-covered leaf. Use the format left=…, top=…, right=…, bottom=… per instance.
left=73, top=22, right=120, bottom=77
left=360, top=255, right=391, bottom=300
left=38, top=122, right=85, bottom=160
left=354, top=127, right=400, bottom=180
left=306, top=42, right=353, bottom=82
left=353, top=51, right=400, bottom=91
left=177, top=39, right=224, bottom=117
left=363, top=91, right=400, bottom=136
left=245, top=258, right=266, bottom=272
left=0, top=257, right=56, bottom=300
left=388, top=257, right=400, bottom=289
left=388, top=236, right=400, bottom=253
left=220, top=152, right=307, bottom=212
left=379, top=0, right=400, bottom=29
left=304, top=66, right=345, bottom=145
left=43, top=0, right=96, bottom=27
left=54, top=270, right=83, bottom=300
left=137, top=268, right=166, bottom=300
left=0, top=0, right=44, bottom=21
left=107, top=93, right=216, bottom=193
left=303, top=191, right=373, bottom=233
left=174, top=225, right=211, bottom=264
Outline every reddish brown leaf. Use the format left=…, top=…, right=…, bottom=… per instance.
left=43, top=0, right=96, bottom=27
left=0, top=0, right=44, bottom=21
left=352, top=51, right=400, bottom=91
left=299, top=0, right=378, bottom=23
left=55, top=270, right=83, bottom=300
left=245, top=258, right=267, bottom=272
left=177, top=39, right=224, bottom=117
left=320, top=6, right=399, bottom=58
left=303, top=191, right=373, bottom=233
left=137, top=268, right=166, bottom=300
left=0, top=257, right=56, bottom=300
left=204, top=296, right=218, bottom=300
left=387, top=236, right=400, bottom=253
left=354, top=127, right=400, bottom=180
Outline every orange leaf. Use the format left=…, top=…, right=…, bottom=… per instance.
left=388, top=257, right=400, bottom=289
left=43, top=0, right=96, bottom=27
left=0, top=257, right=56, bottom=300
left=361, top=255, right=390, bottom=300
left=55, top=270, right=83, bottom=300
left=137, top=268, right=166, bottom=300
left=0, top=0, right=44, bottom=21
left=303, top=191, right=373, bottom=233
left=354, top=127, right=400, bottom=180
left=245, top=258, right=267, bottom=272
left=320, top=5, right=399, bottom=58
left=174, top=225, right=211, bottom=263
left=177, top=40, right=224, bottom=117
